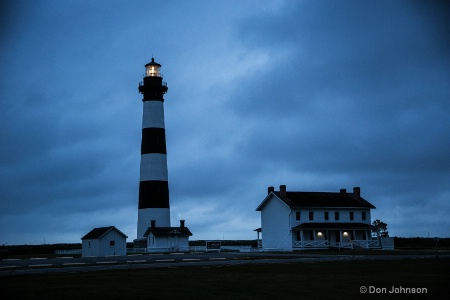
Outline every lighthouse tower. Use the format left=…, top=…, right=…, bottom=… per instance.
left=136, top=58, right=170, bottom=241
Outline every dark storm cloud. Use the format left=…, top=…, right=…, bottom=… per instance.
left=174, top=1, right=450, bottom=236
left=223, top=1, right=450, bottom=177
left=1, top=1, right=449, bottom=244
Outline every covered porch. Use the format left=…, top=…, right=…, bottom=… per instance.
left=292, top=223, right=379, bottom=250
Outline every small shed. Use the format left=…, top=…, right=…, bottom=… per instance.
left=81, top=226, right=128, bottom=257
left=144, top=220, right=192, bottom=251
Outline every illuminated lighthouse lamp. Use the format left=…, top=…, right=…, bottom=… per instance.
left=145, top=58, right=162, bottom=77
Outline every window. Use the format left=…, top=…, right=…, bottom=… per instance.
left=109, top=240, right=115, bottom=247
left=349, top=211, right=354, bottom=221
left=296, top=231, right=301, bottom=241
left=362, top=211, right=366, bottom=221
left=296, top=211, right=301, bottom=221
left=335, top=211, right=340, bottom=221
left=324, top=211, right=329, bottom=221
left=88, top=241, right=91, bottom=248
left=309, top=211, right=314, bottom=221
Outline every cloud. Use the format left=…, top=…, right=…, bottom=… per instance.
left=1, top=0, right=449, bottom=244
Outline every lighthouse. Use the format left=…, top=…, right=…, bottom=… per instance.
left=136, top=58, right=170, bottom=242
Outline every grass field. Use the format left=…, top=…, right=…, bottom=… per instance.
left=2, top=258, right=449, bottom=299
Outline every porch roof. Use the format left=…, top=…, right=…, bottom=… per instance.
left=292, top=222, right=376, bottom=230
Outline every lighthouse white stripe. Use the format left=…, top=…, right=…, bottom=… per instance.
left=140, top=153, right=168, bottom=181
left=143, top=101, right=165, bottom=129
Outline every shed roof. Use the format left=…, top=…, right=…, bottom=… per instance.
left=81, top=226, right=128, bottom=240
left=143, top=226, right=193, bottom=237
left=256, top=191, right=375, bottom=211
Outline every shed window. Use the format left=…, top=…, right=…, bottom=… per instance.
left=109, top=240, right=115, bottom=247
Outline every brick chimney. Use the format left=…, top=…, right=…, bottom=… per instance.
left=268, top=186, right=275, bottom=194
left=340, top=188, right=346, bottom=195
left=180, top=220, right=185, bottom=228
left=280, top=185, right=286, bottom=197
left=150, top=220, right=156, bottom=228
left=353, top=187, right=361, bottom=198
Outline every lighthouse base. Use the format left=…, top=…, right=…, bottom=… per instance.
left=137, top=207, right=171, bottom=239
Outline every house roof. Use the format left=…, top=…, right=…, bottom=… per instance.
left=256, top=191, right=376, bottom=211
left=292, top=222, right=377, bottom=230
left=81, top=226, right=128, bottom=240
left=143, top=226, right=193, bottom=237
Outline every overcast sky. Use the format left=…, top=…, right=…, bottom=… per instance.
left=1, top=0, right=449, bottom=245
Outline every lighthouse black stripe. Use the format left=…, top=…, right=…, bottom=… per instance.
left=141, top=128, right=167, bottom=154
left=138, top=180, right=170, bottom=209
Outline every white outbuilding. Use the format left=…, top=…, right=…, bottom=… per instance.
left=143, top=220, right=192, bottom=252
left=81, top=226, right=128, bottom=257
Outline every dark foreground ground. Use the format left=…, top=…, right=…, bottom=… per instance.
left=2, top=258, right=449, bottom=299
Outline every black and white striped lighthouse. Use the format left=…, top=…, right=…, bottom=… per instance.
left=136, top=58, right=170, bottom=240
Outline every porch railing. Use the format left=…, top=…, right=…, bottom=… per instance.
left=294, top=240, right=329, bottom=248
left=293, top=240, right=379, bottom=249
left=351, top=240, right=380, bottom=248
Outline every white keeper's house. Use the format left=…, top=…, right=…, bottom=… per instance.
left=255, top=185, right=379, bottom=251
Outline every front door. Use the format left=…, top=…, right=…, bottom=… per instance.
left=335, top=231, right=341, bottom=243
